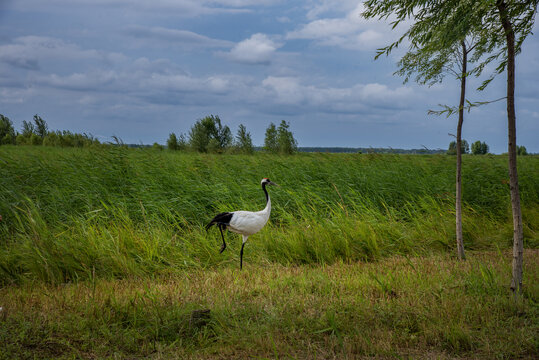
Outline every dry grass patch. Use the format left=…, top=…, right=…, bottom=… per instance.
left=1, top=250, right=538, bottom=359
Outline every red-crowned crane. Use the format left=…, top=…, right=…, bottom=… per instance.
left=206, top=178, right=279, bottom=269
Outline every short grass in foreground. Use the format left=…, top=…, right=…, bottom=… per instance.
left=1, top=250, right=538, bottom=359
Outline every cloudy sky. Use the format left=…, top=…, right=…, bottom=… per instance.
left=0, top=0, right=537, bottom=153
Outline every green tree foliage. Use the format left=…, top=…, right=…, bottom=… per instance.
left=167, top=133, right=179, bottom=150
left=42, top=131, right=100, bottom=148
left=264, top=123, right=279, bottom=153
left=188, top=115, right=232, bottom=153
left=364, top=0, right=538, bottom=292
left=21, top=120, right=35, bottom=138
left=235, top=124, right=254, bottom=154
left=447, top=140, right=469, bottom=155
left=471, top=141, right=489, bottom=155
left=362, top=0, right=490, bottom=261
left=33, top=115, right=48, bottom=138
left=277, top=120, right=298, bottom=155
left=517, top=145, right=528, bottom=156
left=177, top=133, right=188, bottom=151
left=30, top=133, right=42, bottom=145
left=0, top=114, right=16, bottom=145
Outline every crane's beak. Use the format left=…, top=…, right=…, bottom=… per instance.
left=269, top=181, right=279, bottom=187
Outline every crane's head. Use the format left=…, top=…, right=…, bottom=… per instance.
left=261, top=178, right=279, bottom=187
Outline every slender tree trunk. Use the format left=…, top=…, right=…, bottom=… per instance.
left=456, top=40, right=467, bottom=261
left=497, top=0, right=524, bottom=294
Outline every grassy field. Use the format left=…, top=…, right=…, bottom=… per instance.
left=0, top=146, right=538, bottom=358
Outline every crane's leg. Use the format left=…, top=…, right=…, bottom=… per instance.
left=240, top=235, right=248, bottom=270
left=218, top=224, right=227, bottom=253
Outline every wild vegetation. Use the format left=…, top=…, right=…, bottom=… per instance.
left=0, top=114, right=101, bottom=148
left=0, top=146, right=538, bottom=358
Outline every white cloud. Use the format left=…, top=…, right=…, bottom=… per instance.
left=223, top=33, right=282, bottom=65
left=262, top=76, right=305, bottom=104
left=287, top=3, right=403, bottom=51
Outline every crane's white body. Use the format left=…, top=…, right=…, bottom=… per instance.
left=227, top=197, right=271, bottom=239
left=206, top=178, right=278, bottom=269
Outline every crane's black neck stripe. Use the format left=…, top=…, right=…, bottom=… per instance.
left=262, top=183, right=269, bottom=203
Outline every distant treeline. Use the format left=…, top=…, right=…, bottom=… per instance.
left=296, top=147, right=446, bottom=154
left=1, top=113, right=532, bottom=155
left=165, top=115, right=298, bottom=155
left=1, top=114, right=101, bottom=148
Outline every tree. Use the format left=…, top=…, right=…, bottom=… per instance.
left=33, top=115, right=48, bottom=138
left=0, top=114, right=16, bottom=145
left=177, top=133, right=188, bottom=151
left=363, top=0, right=489, bottom=261
left=235, top=124, right=254, bottom=154
left=364, top=0, right=538, bottom=292
left=21, top=120, right=35, bottom=138
left=490, top=0, right=537, bottom=295
left=481, top=141, right=489, bottom=155
left=167, top=133, right=179, bottom=150
left=264, top=123, right=279, bottom=153
left=277, top=120, right=298, bottom=155
left=188, top=115, right=232, bottom=153
left=472, top=141, right=489, bottom=154
left=447, top=140, right=469, bottom=155
left=517, top=145, right=527, bottom=156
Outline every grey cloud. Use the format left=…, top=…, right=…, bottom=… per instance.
left=0, top=55, right=39, bottom=70
left=124, top=26, right=234, bottom=48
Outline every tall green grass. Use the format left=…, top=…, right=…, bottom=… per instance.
left=1, top=146, right=537, bottom=283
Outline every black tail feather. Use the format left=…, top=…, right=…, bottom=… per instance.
left=205, top=212, right=233, bottom=230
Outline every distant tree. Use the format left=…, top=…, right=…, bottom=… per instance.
left=152, top=142, right=164, bottom=151
left=167, top=133, right=179, bottom=150
left=177, top=133, right=188, bottom=151
left=517, top=145, right=528, bottom=156
left=471, top=141, right=480, bottom=154
left=21, top=120, right=35, bottom=138
left=472, top=141, right=489, bottom=155
left=235, top=124, right=254, bottom=154
left=215, top=120, right=232, bottom=151
left=206, top=138, right=221, bottom=153
left=264, top=123, right=279, bottom=153
left=43, top=132, right=60, bottom=147
left=0, top=114, right=16, bottom=145
left=277, top=120, right=298, bottom=155
left=480, top=142, right=489, bottom=155
left=447, top=140, right=469, bottom=155
left=189, top=119, right=212, bottom=152
left=188, top=115, right=232, bottom=153
left=33, top=115, right=48, bottom=138
left=30, top=133, right=42, bottom=145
